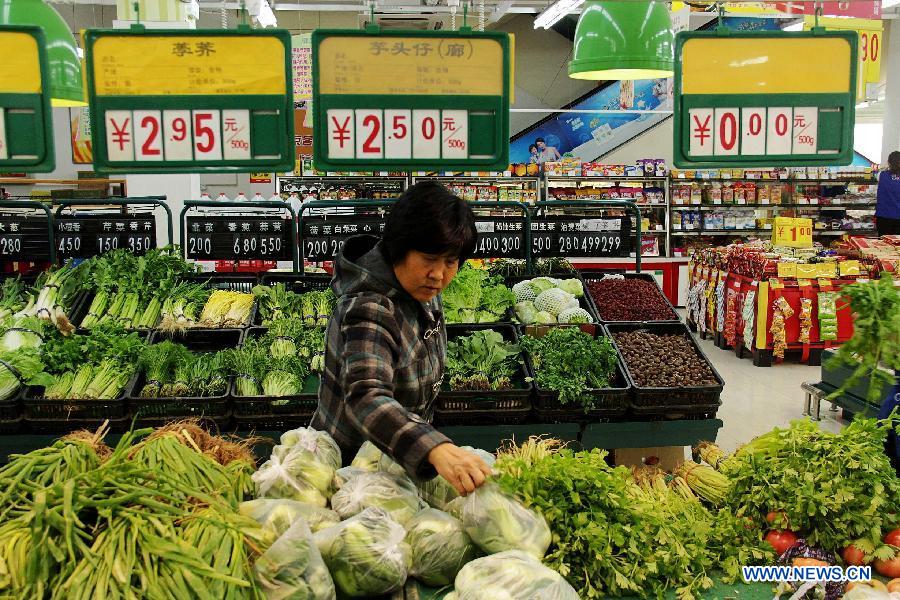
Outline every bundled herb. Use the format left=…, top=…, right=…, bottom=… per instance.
left=520, top=327, right=618, bottom=408
left=225, top=340, right=269, bottom=397
left=443, top=263, right=515, bottom=324
left=446, top=329, right=520, bottom=391
left=227, top=339, right=307, bottom=398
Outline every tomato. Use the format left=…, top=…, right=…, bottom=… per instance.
left=765, top=530, right=799, bottom=555
left=884, top=529, right=900, bottom=548
left=874, top=556, right=900, bottom=579
left=886, top=579, right=900, bottom=594
left=842, top=544, right=870, bottom=566
left=766, top=511, right=789, bottom=527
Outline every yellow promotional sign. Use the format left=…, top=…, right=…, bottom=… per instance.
left=0, top=30, right=42, bottom=94
left=91, top=35, right=287, bottom=96
left=772, top=217, right=814, bottom=248
left=317, top=36, right=504, bottom=96
left=804, top=17, right=881, bottom=101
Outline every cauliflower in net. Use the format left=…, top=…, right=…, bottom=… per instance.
left=558, top=307, right=593, bottom=324
left=512, top=280, right=536, bottom=303
left=534, top=288, right=576, bottom=317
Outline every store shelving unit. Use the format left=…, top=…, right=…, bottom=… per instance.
left=275, top=175, right=408, bottom=201
left=410, top=174, right=540, bottom=204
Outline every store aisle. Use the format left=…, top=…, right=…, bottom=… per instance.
left=693, top=335, right=845, bottom=452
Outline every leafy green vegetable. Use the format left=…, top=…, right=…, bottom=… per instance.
left=446, top=329, right=520, bottom=391
left=460, top=482, right=550, bottom=559
left=254, top=444, right=336, bottom=507
left=330, top=470, right=425, bottom=526
left=254, top=519, right=336, bottom=600
left=0, top=349, right=52, bottom=401
left=240, top=499, right=340, bottom=537
left=447, top=550, right=580, bottom=600
left=443, top=263, right=514, bottom=324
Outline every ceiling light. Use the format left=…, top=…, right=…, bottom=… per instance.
left=534, top=0, right=584, bottom=29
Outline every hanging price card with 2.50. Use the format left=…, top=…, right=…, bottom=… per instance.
left=84, top=28, right=294, bottom=174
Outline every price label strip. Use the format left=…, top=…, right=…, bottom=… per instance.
left=302, top=216, right=386, bottom=262
left=84, top=29, right=294, bottom=174
left=56, top=216, right=156, bottom=259
left=185, top=216, right=293, bottom=261
left=471, top=217, right=527, bottom=259
left=0, top=213, right=51, bottom=261
left=674, top=31, right=857, bottom=168
left=530, top=216, right=630, bottom=258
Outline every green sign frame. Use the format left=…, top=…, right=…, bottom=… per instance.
left=84, top=27, right=295, bottom=174
left=312, top=28, right=510, bottom=172
left=0, top=25, right=55, bottom=173
left=674, top=29, right=857, bottom=168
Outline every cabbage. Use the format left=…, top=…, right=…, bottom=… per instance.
left=253, top=446, right=335, bottom=507
left=558, top=307, right=593, bottom=324
left=278, top=428, right=342, bottom=471
left=254, top=519, right=336, bottom=600
left=460, top=483, right=551, bottom=559
left=406, top=508, right=477, bottom=587
left=313, top=508, right=410, bottom=597
left=330, top=470, right=425, bottom=526
left=449, top=550, right=580, bottom=600
left=534, top=311, right=557, bottom=325
left=240, top=499, right=340, bottom=536
left=528, top=277, right=556, bottom=295
left=535, top=288, right=576, bottom=317
left=514, top=301, right=537, bottom=325
left=511, top=280, right=536, bottom=303
left=557, top=278, right=584, bottom=298
left=418, top=448, right=495, bottom=510
left=349, top=441, right=382, bottom=471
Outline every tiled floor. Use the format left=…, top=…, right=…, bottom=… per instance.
left=692, top=333, right=845, bottom=452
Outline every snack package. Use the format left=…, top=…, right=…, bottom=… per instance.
left=770, top=310, right=787, bottom=359
left=743, top=291, right=757, bottom=351
left=818, top=292, right=839, bottom=341
left=255, top=519, right=337, bottom=600
left=798, top=298, right=813, bottom=344
left=774, top=296, right=795, bottom=319
left=444, top=551, right=580, bottom=600
left=460, top=482, right=551, bottom=559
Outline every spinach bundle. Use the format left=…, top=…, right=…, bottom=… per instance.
left=446, top=329, right=520, bottom=391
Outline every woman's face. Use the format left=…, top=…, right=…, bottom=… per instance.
left=394, top=250, right=460, bottom=303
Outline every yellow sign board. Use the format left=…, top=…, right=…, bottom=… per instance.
left=681, top=37, right=852, bottom=95
left=90, top=35, right=287, bottom=96
left=317, top=36, right=504, bottom=96
left=772, top=217, right=814, bottom=248
left=0, top=30, right=42, bottom=94
left=804, top=17, right=882, bottom=101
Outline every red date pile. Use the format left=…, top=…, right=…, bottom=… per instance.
left=613, top=330, right=718, bottom=387
left=587, top=278, right=677, bottom=322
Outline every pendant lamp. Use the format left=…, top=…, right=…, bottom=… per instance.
left=0, top=0, right=85, bottom=105
left=569, top=0, right=675, bottom=81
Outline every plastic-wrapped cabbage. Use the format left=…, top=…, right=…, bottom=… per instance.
left=406, top=508, right=477, bottom=587
left=460, top=483, right=550, bottom=559
left=313, top=507, right=410, bottom=597
left=240, top=499, right=340, bottom=536
left=511, top=280, right=536, bottom=303
left=535, top=288, right=576, bottom=317
left=277, top=428, right=342, bottom=471
left=349, top=441, right=382, bottom=471
left=448, top=550, right=580, bottom=600
left=253, top=446, right=335, bottom=507
left=514, top=301, right=537, bottom=325
left=376, top=452, right=409, bottom=478
left=331, top=470, right=424, bottom=526
left=418, top=448, right=496, bottom=510
left=255, top=519, right=337, bottom=600
left=558, top=307, right=593, bottom=324
left=557, top=278, right=584, bottom=298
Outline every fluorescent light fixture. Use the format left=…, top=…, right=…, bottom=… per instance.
left=534, top=0, right=584, bottom=29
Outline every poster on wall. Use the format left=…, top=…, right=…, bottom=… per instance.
left=509, top=78, right=673, bottom=165
left=70, top=107, right=93, bottom=165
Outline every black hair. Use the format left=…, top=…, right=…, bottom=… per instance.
left=529, top=144, right=538, bottom=152
left=382, top=181, right=477, bottom=265
left=535, top=138, right=546, bottom=144
left=889, top=151, right=900, bottom=167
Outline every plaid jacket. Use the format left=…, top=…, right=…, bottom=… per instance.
left=310, top=235, right=450, bottom=479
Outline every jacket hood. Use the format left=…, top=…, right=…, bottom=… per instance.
left=332, top=235, right=404, bottom=299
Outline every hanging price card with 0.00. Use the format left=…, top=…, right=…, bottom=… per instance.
left=84, top=28, right=294, bottom=174
left=674, top=30, right=857, bottom=168
left=312, top=29, right=510, bottom=172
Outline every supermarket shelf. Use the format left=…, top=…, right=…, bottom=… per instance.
left=413, top=176, right=538, bottom=184
left=673, top=203, right=877, bottom=210
left=635, top=229, right=667, bottom=234
left=548, top=201, right=667, bottom=210
left=672, top=229, right=874, bottom=236
left=547, top=176, right=668, bottom=183
left=670, top=177, right=877, bottom=184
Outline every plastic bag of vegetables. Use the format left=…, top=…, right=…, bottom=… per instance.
left=460, top=482, right=551, bottom=559
left=444, top=550, right=580, bottom=600
left=350, top=441, right=383, bottom=471
left=239, top=499, right=340, bottom=536
left=417, top=447, right=495, bottom=510
left=253, top=445, right=335, bottom=507
left=255, top=519, right=337, bottom=600
left=330, top=470, right=425, bottom=526
left=278, top=427, right=342, bottom=471
left=406, top=508, right=477, bottom=587
left=313, top=507, right=411, bottom=598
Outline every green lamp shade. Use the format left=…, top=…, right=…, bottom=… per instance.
left=0, top=0, right=86, bottom=105
left=569, top=0, right=675, bottom=81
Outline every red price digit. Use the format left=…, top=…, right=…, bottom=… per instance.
left=421, top=116, right=436, bottom=140
left=194, top=113, right=215, bottom=153
left=362, top=115, right=381, bottom=153
left=775, top=113, right=789, bottom=137
left=171, top=117, right=188, bottom=142
left=719, top=112, right=737, bottom=151
left=749, top=113, right=762, bottom=136
left=870, top=32, right=879, bottom=62
left=392, top=115, right=408, bottom=140
left=140, top=115, right=161, bottom=156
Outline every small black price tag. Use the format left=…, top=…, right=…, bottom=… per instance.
left=56, top=216, right=156, bottom=259
left=302, top=216, right=385, bottom=262
left=471, top=217, right=527, bottom=259
left=530, top=216, right=631, bottom=258
left=185, top=215, right=292, bottom=261
left=0, top=214, right=51, bottom=261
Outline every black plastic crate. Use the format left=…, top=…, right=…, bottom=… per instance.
left=182, top=272, right=259, bottom=293
left=581, top=271, right=680, bottom=324
left=0, top=398, right=20, bottom=421
left=605, top=322, right=724, bottom=418
left=254, top=272, right=333, bottom=325
left=504, top=273, right=598, bottom=325
left=435, top=324, right=532, bottom=426
left=519, top=323, right=630, bottom=423
left=231, top=326, right=321, bottom=426
left=23, top=387, right=129, bottom=421
left=25, top=416, right=131, bottom=435
left=0, top=417, right=21, bottom=434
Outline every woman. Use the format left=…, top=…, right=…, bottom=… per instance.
left=876, top=151, right=900, bottom=236
left=311, top=182, right=492, bottom=495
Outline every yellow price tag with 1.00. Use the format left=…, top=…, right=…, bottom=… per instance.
left=773, top=217, right=813, bottom=248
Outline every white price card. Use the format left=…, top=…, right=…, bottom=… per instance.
left=104, top=110, right=135, bottom=162
left=413, top=110, right=440, bottom=159
left=133, top=110, right=163, bottom=162
left=713, top=108, right=739, bottom=156
left=192, top=110, right=222, bottom=161
left=688, top=108, right=714, bottom=156
left=355, top=110, right=384, bottom=160
left=766, top=108, right=793, bottom=156
left=441, top=110, right=469, bottom=159
left=163, top=110, right=193, bottom=161
left=791, top=107, right=818, bottom=155
left=741, top=108, right=766, bottom=156
left=222, top=110, right=252, bottom=160
left=326, top=109, right=354, bottom=159
left=384, top=109, right=412, bottom=159
left=0, top=109, right=7, bottom=161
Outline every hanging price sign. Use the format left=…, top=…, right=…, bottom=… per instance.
left=674, top=30, right=857, bottom=167
left=0, top=26, right=54, bottom=172
left=185, top=215, right=292, bottom=261
left=56, top=216, right=156, bottom=259
left=530, top=216, right=630, bottom=258
left=772, top=216, right=813, bottom=248
left=804, top=18, right=882, bottom=102
left=472, top=217, right=527, bottom=259
left=312, top=29, right=510, bottom=171
left=84, top=28, right=294, bottom=174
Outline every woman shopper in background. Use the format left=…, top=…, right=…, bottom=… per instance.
left=310, top=182, right=492, bottom=495
left=876, top=151, right=900, bottom=236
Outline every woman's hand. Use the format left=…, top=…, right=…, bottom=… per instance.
left=428, top=443, right=493, bottom=496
